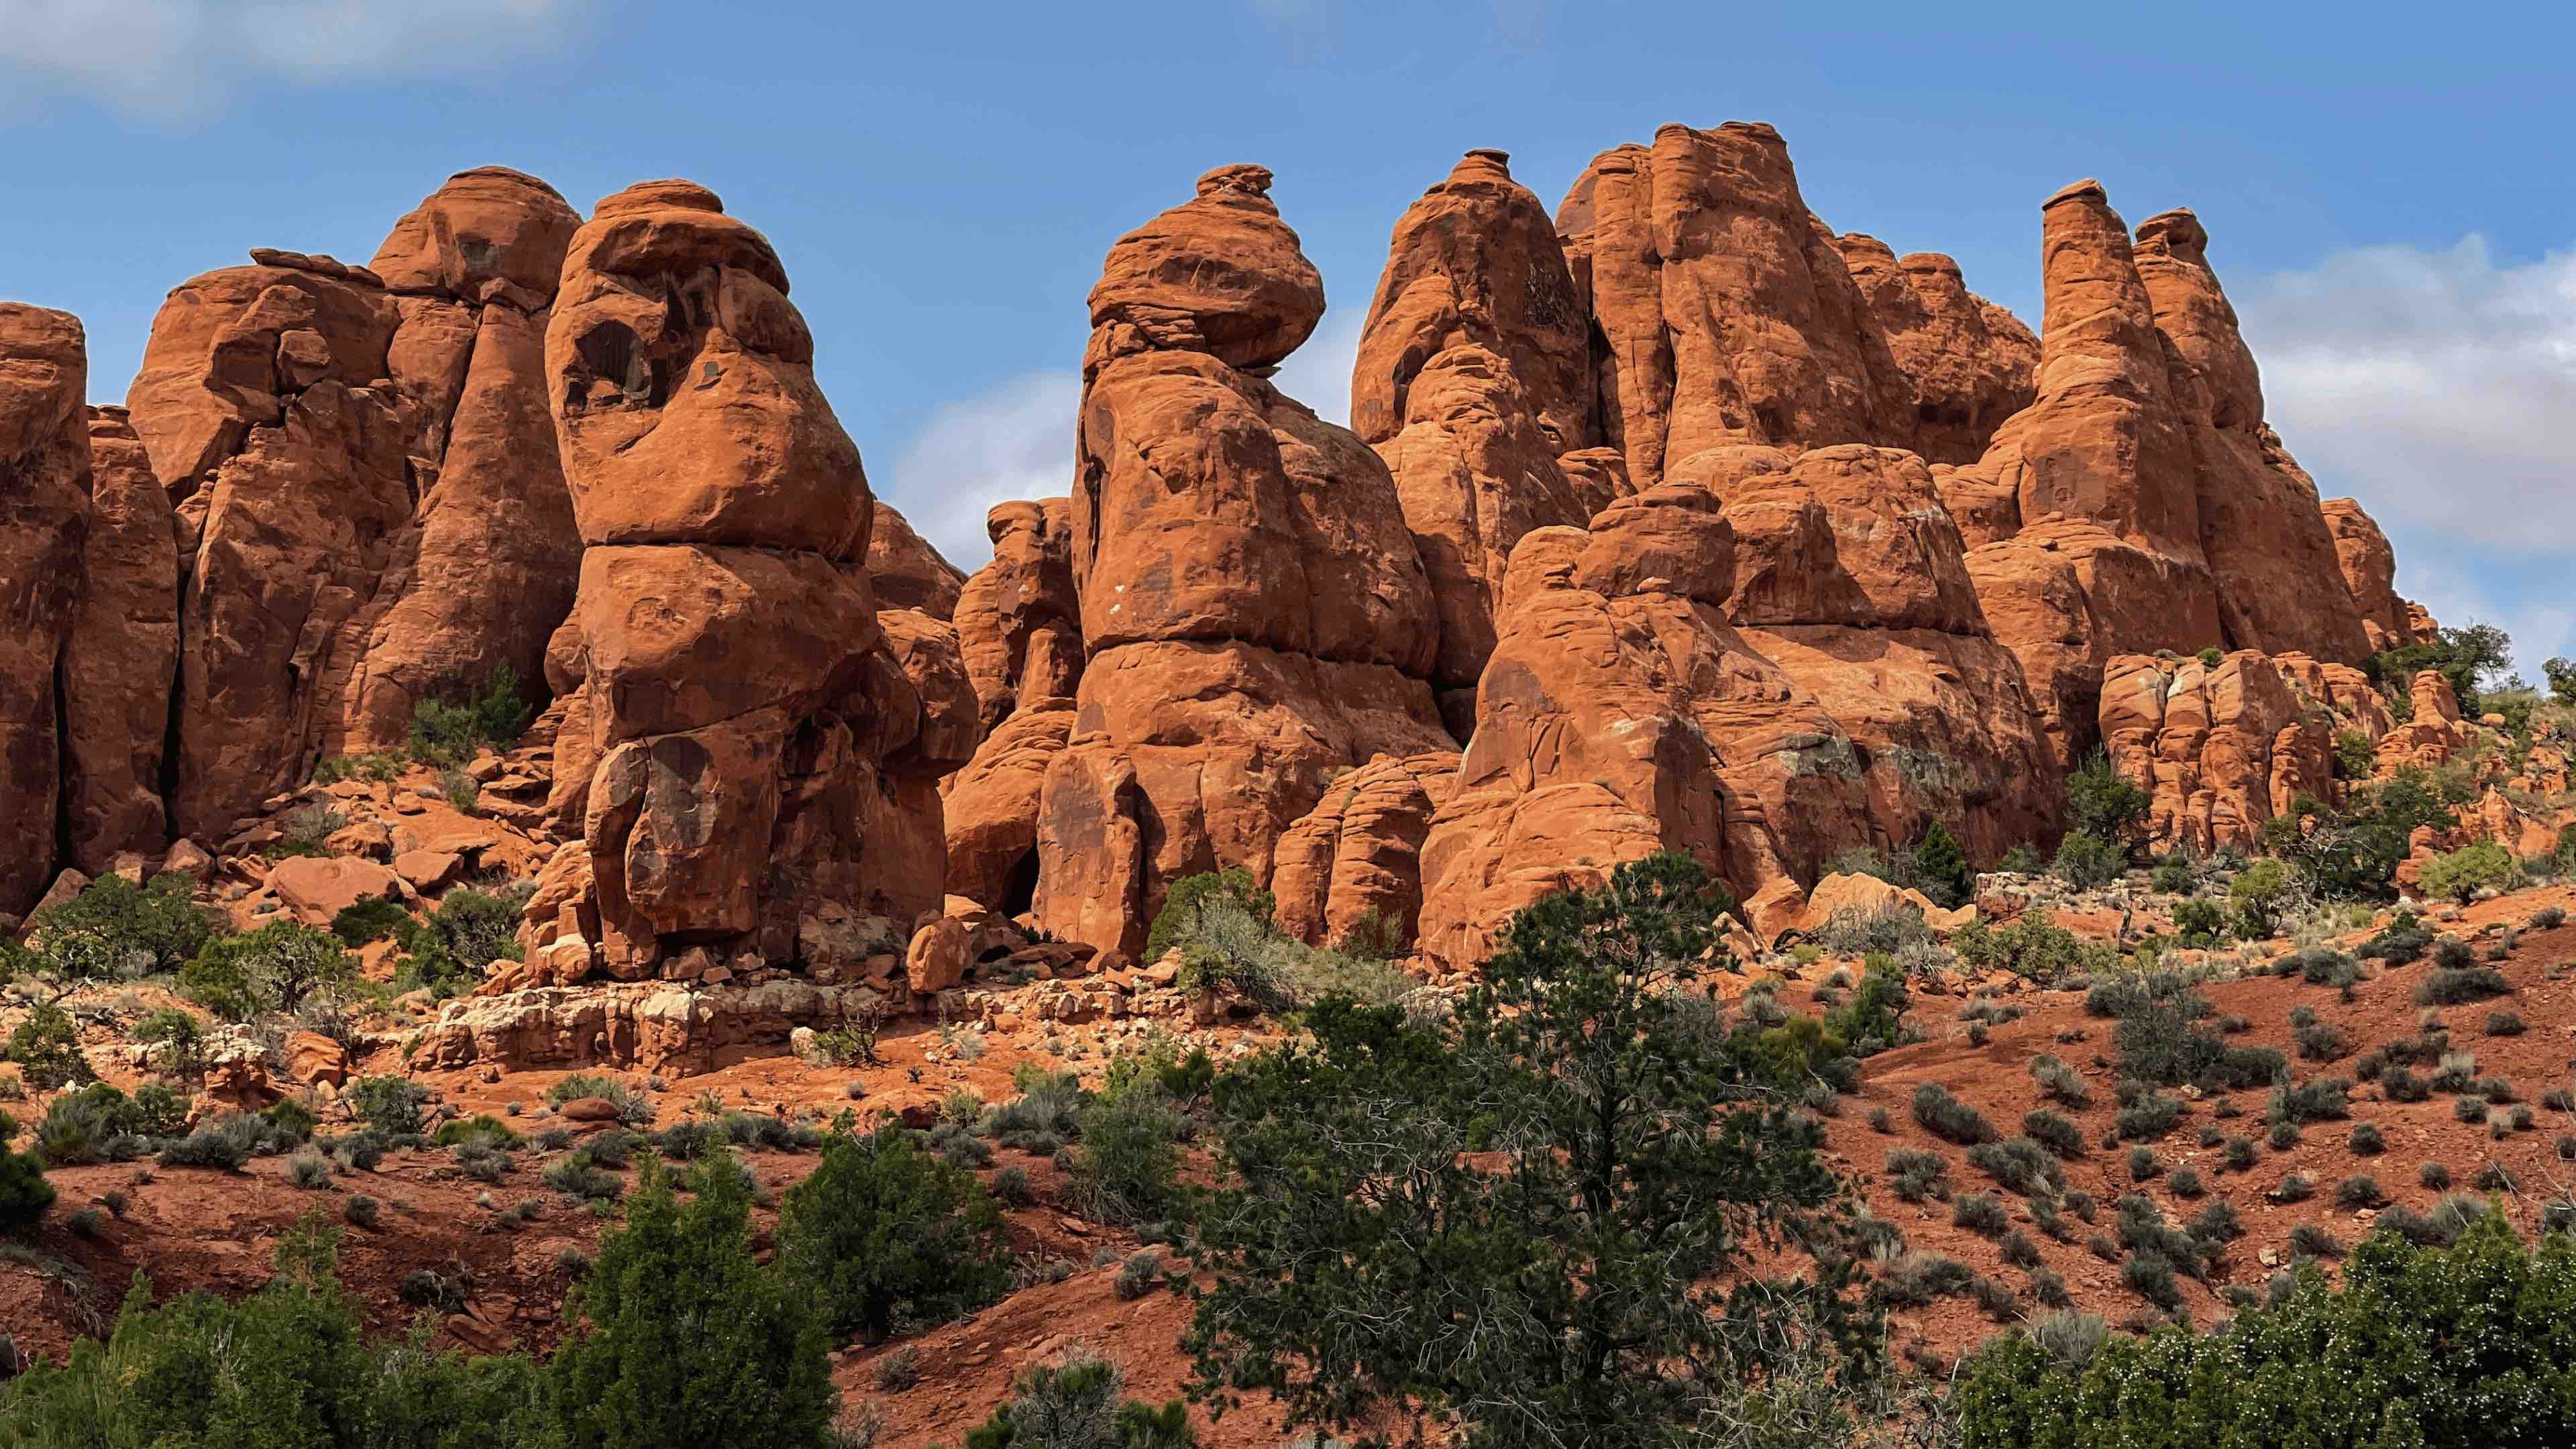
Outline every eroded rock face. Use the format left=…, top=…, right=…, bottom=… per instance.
left=2099, top=650, right=2393, bottom=853
left=1836, top=237, right=2038, bottom=466
left=1416, top=490, right=1875, bottom=966
left=1695, top=443, right=2060, bottom=859
left=2320, top=496, right=2418, bottom=654
left=545, top=179, right=945, bottom=973
left=1040, top=166, right=1453, bottom=954
left=1554, top=124, right=1911, bottom=488
left=867, top=500, right=965, bottom=619
left=1271, top=751, right=1459, bottom=951
left=0, top=305, right=91, bottom=915
left=124, top=167, right=584, bottom=841
left=953, top=498, right=1082, bottom=734
left=1938, top=181, right=2224, bottom=764
left=62, top=408, right=176, bottom=874
left=2133, top=208, right=2370, bottom=664
left=1351, top=149, right=1590, bottom=451
left=1371, top=343, right=1587, bottom=718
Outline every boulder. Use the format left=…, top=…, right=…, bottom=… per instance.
left=393, top=848, right=465, bottom=893
left=267, top=855, right=404, bottom=925
left=905, top=912, right=973, bottom=995
left=282, top=1030, right=348, bottom=1087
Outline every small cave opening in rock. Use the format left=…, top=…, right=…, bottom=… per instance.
left=1001, top=849, right=1040, bottom=918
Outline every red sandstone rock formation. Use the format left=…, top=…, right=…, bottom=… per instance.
left=953, top=498, right=1083, bottom=735
left=2133, top=208, right=2371, bottom=664
left=943, top=498, right=1085, bottom=914
left=1835, top=236, right=2038, bottom=465
left=1350, top=149, right=1591, bottom=452
left=123, top=166, right=582, bottom=842
left=867, top=499, right=966, bottom=619
left=61, top=408, right=177, bottom=874
left=1941, top=180, right=2226, bottom=763
left=1270, top=751, right=1460, bottom=951
left=540, top=178, right=945, bottom=975
left=2099, top=650, right=2398, bottom=853
left=1371, top=343, right=1587, bottom=732
left=1417, top=488, right=1876, bottom=965
left=1038, top=165, right=1453, bottom=955
left=2320, top=496, right=2419, bottom=654
left=1554, top=124, right=1911, bottom=487
left=0, top=305, right=91, bottom=916
left=1693, top=443, right=2061, bottom=859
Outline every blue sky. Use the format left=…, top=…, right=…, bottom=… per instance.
left=6, top=0, right=2572, bottom=676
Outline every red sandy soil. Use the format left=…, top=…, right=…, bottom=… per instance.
left=5, top=885, right=2571, bottom=1440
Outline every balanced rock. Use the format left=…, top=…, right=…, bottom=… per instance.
left=1037, top=165, right=1453, bottom=955
left=545, top=178, right=945, bottom=975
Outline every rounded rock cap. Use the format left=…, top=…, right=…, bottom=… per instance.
left=595, top=178, right=726, bottom=219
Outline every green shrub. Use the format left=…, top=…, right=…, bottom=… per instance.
left=1957, top=1205, right=2576, bottom=1447
left=21, top=871, right=221, bottom=978
left=0, top=1215, right=552, bottom=1441
left=158, top=1114, right=263, bottom=1171
left=549, top=1150, right=834, bottom=1449
left=345, top=1076, right=430, bottom=1136
left=181, top=920, right=358, bottom=1019
left=5, top=1004, right=91, bottom=1090
left=2067, top=751, right=2149, bottom=843
left=129, top=1006, right=207, bottom=1079
left=1913, top=821, right=1974, bottom=909
left=2052, top=831, right=2127, bottom=890
left=393, top=881, right=536, bottom=996
left=2228, top=857, right=2297, bottom=938
left=1144, top=867, right=1275, bottom=966
left=1182, top=852, right=1853, bottom=1449
left=951, top=1347, right=1193, bottom=1449
left=329, top=896, right=413, bottom=947
left=407, top=661, right=531, bottom=766
left=773, top=1124, right=1012, bottom=1340
left=2418, top=841, right=2529, bottom=905
left=1954, top=911, right=2112, bottom=981
left=0, top=1143, right=56, bottom=1232
left=1077, top=1068, right=1189, bottom=1226
left=2417, top=964, right=2512, bottom=1006
left=1912, top=1083, right=1995, bottom=1146
left=1885, top=1147, right=1950, bottom=1203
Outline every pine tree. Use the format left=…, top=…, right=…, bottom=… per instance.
left=1913, top=821, right=1973, bottom=908
left=550, top=1149, right=836, bottom=1449
left=1184, top=852, right=1868, bottom=1448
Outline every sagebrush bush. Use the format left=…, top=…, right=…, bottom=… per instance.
left=1912, top=1083, right=1995, bottom=1146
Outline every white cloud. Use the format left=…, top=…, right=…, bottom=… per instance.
left=2239, top=236, right=2576, bottom=676
left=880, top=371, right=1081, bottom=574
left=0, top=0, right=583, bottom=112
